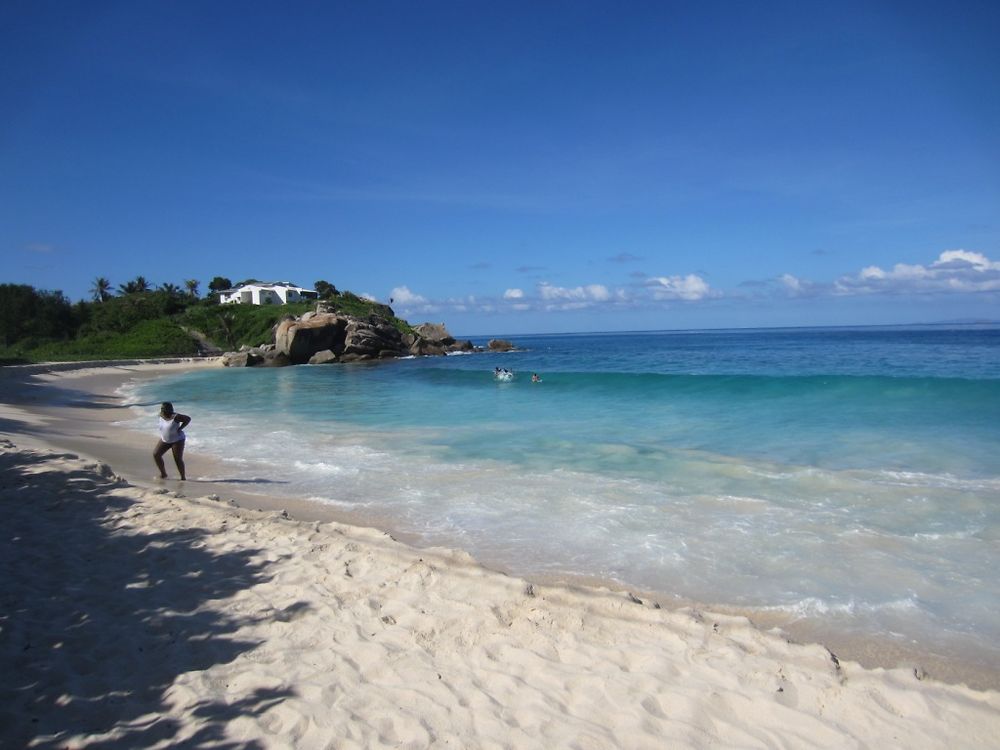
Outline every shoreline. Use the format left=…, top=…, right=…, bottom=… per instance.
left=3, top=358, right=1000, bottom=745
left=4, top=358, right=999, bottom=690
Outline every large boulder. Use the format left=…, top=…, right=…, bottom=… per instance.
left=221, top=350, right=263, bottom=367
left=275, top=313, right=407, bottom=364
left=413, top=322, right=455, bottom=345
left=343, top=319, right=404, bottom=359
left=275, top=314, right=349, bottom=364
left=488, top=339, right=514, bottom=352
left=222, top=347, right=291, bottom=367
left=258, top=350, right=292, bottom=367
left=308, top=349, right=338, bottom=365
left=228, top=313, right=476, bottom=367
left=408, top=321, right=472, bottom=356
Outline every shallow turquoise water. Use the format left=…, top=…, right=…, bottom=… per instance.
left=127, top=325, right=1000, bottom=668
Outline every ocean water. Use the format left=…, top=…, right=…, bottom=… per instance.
left=126, top=325, right=1000, bottom=673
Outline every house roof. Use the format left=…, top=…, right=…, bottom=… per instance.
left=218, top=282, right=316, bottom=294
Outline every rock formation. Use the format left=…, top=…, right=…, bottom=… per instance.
left=222, top=309, right=479, bottom=367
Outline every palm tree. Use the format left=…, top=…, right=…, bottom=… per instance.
left=90, top=277, right=112, bottom=302
left=184, top=279, right=200, bottom=298
left=159, top=283, right=182, bottom=297
left=118, top=275, right=150, bottom=295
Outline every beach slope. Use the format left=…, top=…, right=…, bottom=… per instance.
left=1, top=362, right=999, bottom=747
left=2, top=441, right=1000, bottom=748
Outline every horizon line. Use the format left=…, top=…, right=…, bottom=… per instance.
left=456, top=320, right=1000, bottom=340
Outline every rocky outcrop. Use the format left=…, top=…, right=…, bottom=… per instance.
left=259, top=350, right=292, bottom=367
left=412, top=323, right=452, bottom=342
left=270, top=313, right=407, bottom=365
left=221, top=350, right=262, bottom=367
left=223, top=310, right=484, bottom=367
left=221, top=345, right=289, bottom=367
left=307, top=349, right=338, bottom=365
left=274, top=314, right=349, bottom=364
left=488, top=339, right=514, bottom=352
left=406, top=322, right=475, bottom=357
left=342, top=319, right=405, bottom=360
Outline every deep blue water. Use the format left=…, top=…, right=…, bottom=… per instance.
left=126, top=325, right=1000, bottom=670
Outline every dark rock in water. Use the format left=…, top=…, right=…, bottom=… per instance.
left=259, top=349, right=292, bottom=367
left=413, top=322, right=454, bottom=345
left=308, top=349, right=338, bottom=365
left=222, top=351, right=263, bottom=367
left=407, top=322, right=476, bottom=356
left=415, top=342, right=447, bottom=356
left=488, top=339, right=514, bottom=352
left=339, top=352, right=374, bottom=363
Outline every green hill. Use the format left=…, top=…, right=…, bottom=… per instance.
left=0, top=283, right=412, bottom=364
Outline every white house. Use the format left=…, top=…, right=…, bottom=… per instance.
left=218, top=282, right=319, bottom=306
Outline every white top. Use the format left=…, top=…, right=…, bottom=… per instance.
left=158, top=416, right=185, bottom=444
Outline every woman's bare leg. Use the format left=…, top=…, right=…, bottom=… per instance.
left=153, top=441, right=171, bottom=478
left=170, top=440, right=186, bottom=480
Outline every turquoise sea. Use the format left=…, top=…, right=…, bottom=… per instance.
left=127, top=325, right=1000, bottom=674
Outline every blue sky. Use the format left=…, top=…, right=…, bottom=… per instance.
left=2, top=1, right=998, bottom=335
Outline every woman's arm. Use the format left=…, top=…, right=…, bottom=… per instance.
left=174, top=413, right=191, bottom=429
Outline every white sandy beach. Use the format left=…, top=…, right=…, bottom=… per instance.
left=2, top=361, right=1000, bottom=748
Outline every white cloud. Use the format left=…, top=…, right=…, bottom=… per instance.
left=836, top=249, right=1000, bottom=295
left=775, top=273, right=826, bottom=298
left=538, top=282, right=611, bottom=302
left=533, top=282, right=618, bottom=310
left=780, top=273, right=803, bottom=292
left=503, top=288, right=524, bottom=299
left=645, top=274, right=712, bottom=301
left=933, top=249, right=998, bottom=272
left=360, top=292, right=377, bottom=301
left=390, top=285, right=428, bottom=305
left=585, top=284, right=611, bottom=301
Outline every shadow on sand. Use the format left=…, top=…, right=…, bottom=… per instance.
left=0, top=447, right=300, bottom=748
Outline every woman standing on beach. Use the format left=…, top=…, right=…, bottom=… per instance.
left=153, top=401, right=191, bottom=480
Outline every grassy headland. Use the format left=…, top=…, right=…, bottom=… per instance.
left=0, top=282, right=413, bottom=364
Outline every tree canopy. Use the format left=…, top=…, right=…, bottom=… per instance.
left=208, top=277, right=233, bottom=295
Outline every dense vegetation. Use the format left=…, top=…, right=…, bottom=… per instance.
left=0, top=278, right=412, bottom=365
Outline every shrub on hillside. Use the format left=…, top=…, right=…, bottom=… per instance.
left=82, top=291, right=190, bottom=334
left=179, top=302, right=314, bottom=350
left=27, top=318, right=199, bottom=360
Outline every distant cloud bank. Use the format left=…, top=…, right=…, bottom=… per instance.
left=644, top=274, right=713, bottom=301
left=775, top=249, right=1000, bottom=299
left=385, top=249, right=998, bottom=319
left=836, top=250, right=1000, bottom=295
